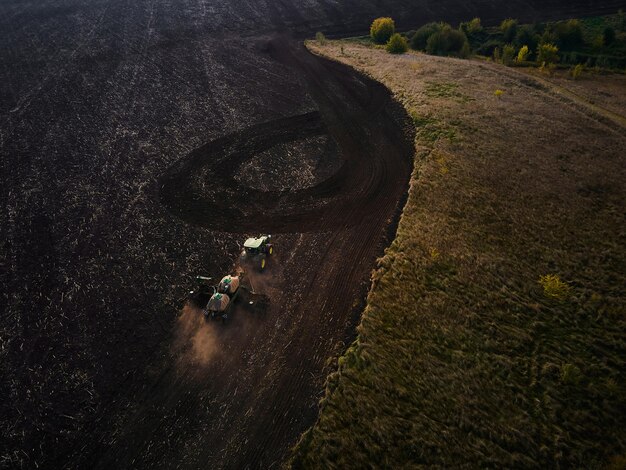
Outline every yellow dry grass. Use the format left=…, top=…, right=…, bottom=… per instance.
left=291, top=41, right=626, bottom=468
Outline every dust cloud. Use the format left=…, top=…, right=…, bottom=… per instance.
left=173, top=304, right=220, bottom=366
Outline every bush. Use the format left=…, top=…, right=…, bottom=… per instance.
left=514, top=25, right=540, bottom=53
left=516, top=45, right=530, bottom=63
left=501, top=44, right=517, bottom=65
left=370, top=17, right=395, bottom=44
left=561, top=51, right=579, bottom=65
left=386, top=33, right=408, bottom=54
left=411, top=22, right=443, bottom=50
left=460, top=17, right=482, bottom=35
left=538, top=274, right=570, bottom=299
left=560, top=363, right=583, bottom=385
left=619, top=9, right=626, bottom=31
left=603, top=26, right=616, bottom=46
left=500, top=18, right=518, bottom=42
left=537, top=43, right=559, bottom=64
left=592, top=34, right=604, bottom=50
left=477, top=39, right=504, bottom=57
left=493, top=46, right=501, bottom=62
left=553, top=19, right=584, bottom=50
left=426, top=26, right=470, bottom=58
left=570, top=63, right=584, bottom=79
left=315, top=32, right=327, bottom=45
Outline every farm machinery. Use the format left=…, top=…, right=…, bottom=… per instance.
left=189, top=274, right=244, bottom=321
left=187, top=235, right=273, bottom=321
left=240, top=235, right=273, bottom=271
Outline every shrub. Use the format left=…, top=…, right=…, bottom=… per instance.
left=514, top=25, right=540, bottom=53
left=516, top=45, right=530, bottom=63
left=545, top=62, right=557, bottom=75
left=426, top=26, right=470, bottom=58
left=500, top=18, right=518, bottom=42
left=541, top=29, right=559, bottom=46
left=477, top=39, right=504, bottom=57
left=493, top=46, right=501, bottom=62
left=561, top=51, right=579, bottom=65
left=603, top=26, right=616, bottom=46
left=411, top=22, right=443, bottom=50
left=386, top=33, right=408, bottom=54
left=619, top=9, right=626, bottom=31
left=537, top=43, right=559, bottom=64
left=494, top=89, right=504, bottom=98
left=315, top=32, right=327, bottom=45
left=570, top=63, right=584, bottom=79
left=553, top=19, right=584, bottom=50
left=370, top=17, right=395, bottom=44
left=460, top=17, right=483, bottom=35
left=538, top=274, right=570, bottom=300
left=592, top=34, right=604, bottom=50
left=501, top=44, right=516, bottom=65
left=560, top=363, right=583, bottom=385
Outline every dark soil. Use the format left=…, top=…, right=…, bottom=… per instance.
left=2, top=0, right=626, bottom=469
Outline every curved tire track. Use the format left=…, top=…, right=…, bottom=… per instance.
left=159, top=36, right=412, bottom=235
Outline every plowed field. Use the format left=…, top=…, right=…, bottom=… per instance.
left=2, top=0, right=625, bottom=468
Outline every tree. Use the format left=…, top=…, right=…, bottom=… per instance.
left=500, top=18, right=518, bottom=42
left=553, top=19, right=583, bottom=50
left=514, top=25, right=540, bottom=53
left=386, top=33, right=408, bottom=54
left=315, top=32, right=327, bottom=45
left=410, top=22, right=443, bottom=50
left=501, top=44, right=517, bottom=65
left=537, top=43, right=559, bottom=65
left=516, top=45, right=530, bottom=63
left=426, top=26, right=470, bottom=58
left=502, top=44, right=516, bottom=66
left=460, top=17, right=482, bottom=35
left=603, top=26, right=616, bottom=46
left=370, top=17, right=395, bottom=44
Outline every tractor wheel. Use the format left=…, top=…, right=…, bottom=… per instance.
left=267, top=244, right=273, bottom=255
left=259, top=255, right=267, bottom=271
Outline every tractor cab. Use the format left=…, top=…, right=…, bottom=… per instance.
left=240, top=235, right=273, bottom=271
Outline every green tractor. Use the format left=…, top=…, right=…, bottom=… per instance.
left=239, top=235, right=273, bottom=271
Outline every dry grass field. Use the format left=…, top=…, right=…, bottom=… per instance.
left=292, top=41, right=626, bottom=468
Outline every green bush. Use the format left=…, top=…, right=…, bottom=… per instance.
left=315, top=32, right=327, bottom=45
left=603, top=26, right=616, bottom=46
left=500, top=18, right=518, bottom=42
left=592, top=34, right=604, bottom=50
left=514, top=25, right=540, bottom=54
left=560, top=363, right=583, bottom=385
left=501, top=44, right=517, bottom=65
left=460, top=17, right=482, bottom=35
left=410, top=22, right=443, bottom=50
left=570, top=63, right=584, bottom=79
left=493, top=46, right=501, bottom=63
left=477, top=39, right=504, bottom=57
left=553, top=19, right=584, bottom=50
left=370, top=17, right=395, bottom=44
left=516, top=45, right=530, bottom=63
left=386, top=33, right=408, bottom=54
left=426, top=26, right=470, bottom=58
left=618, top=9, right=626, bottom=31
left=537, top=43, right=559, bottom=64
